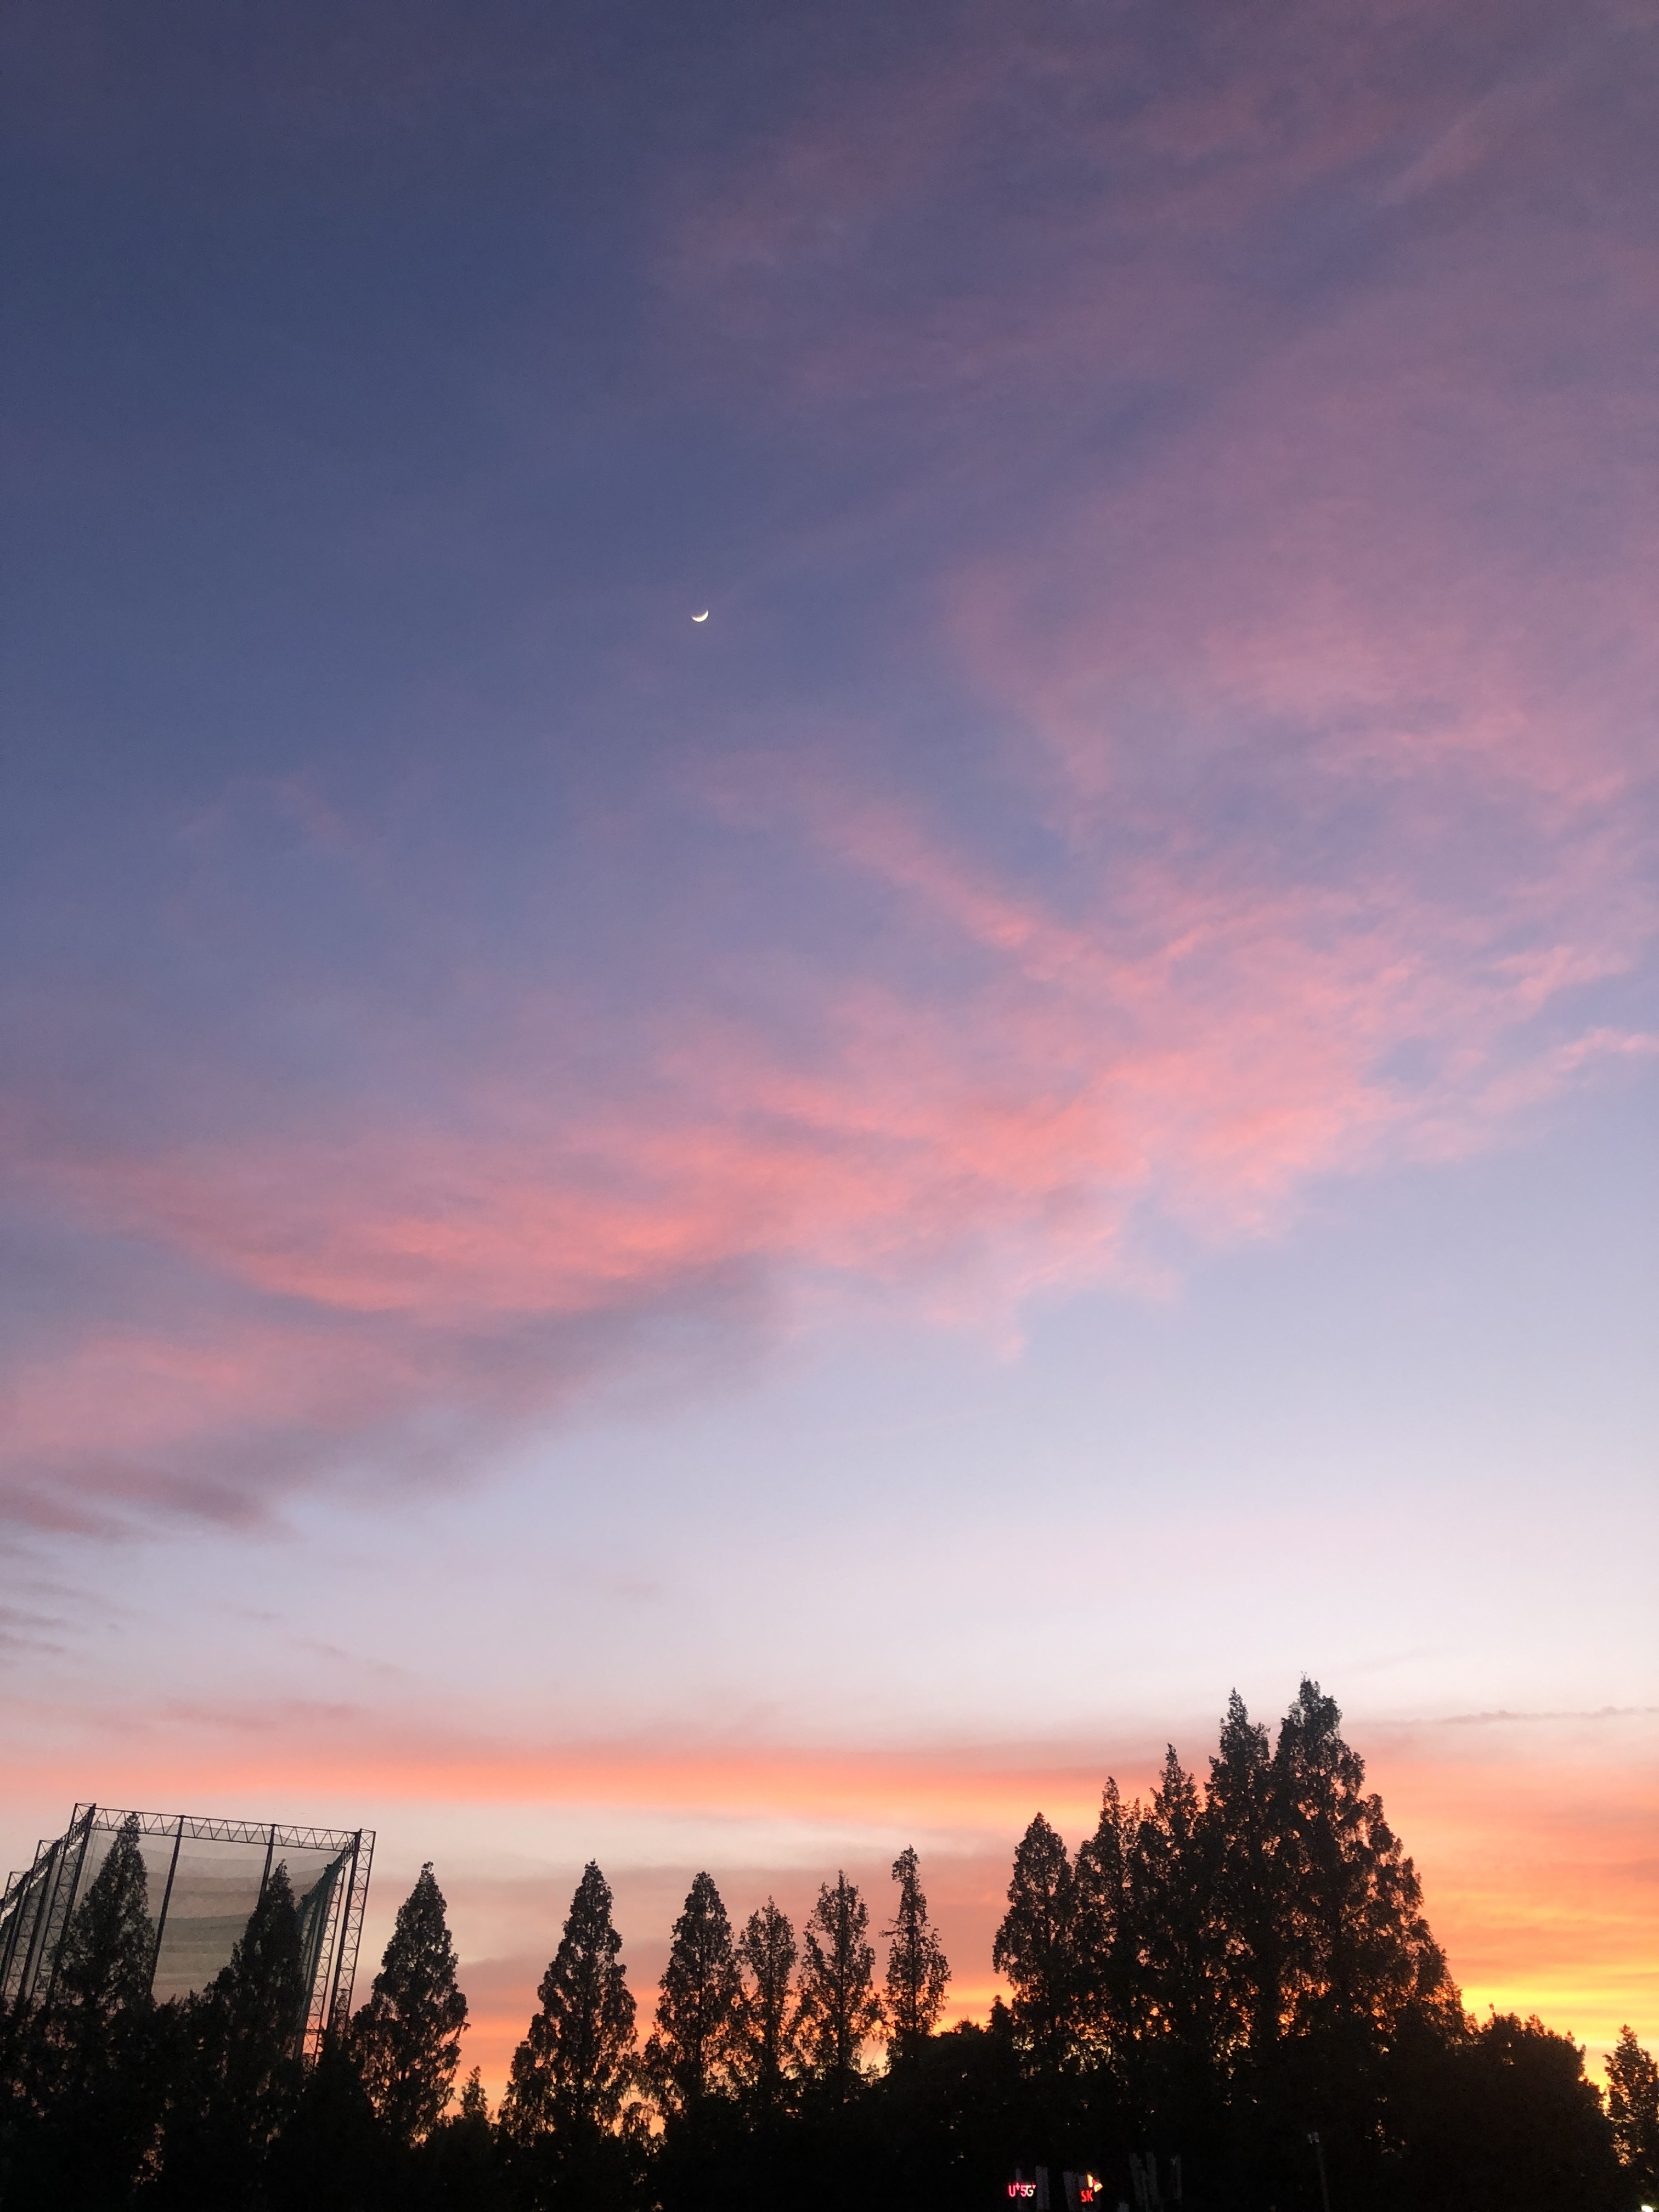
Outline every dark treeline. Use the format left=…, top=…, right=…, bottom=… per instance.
left=2, top=1683, right=1654, bottom=2211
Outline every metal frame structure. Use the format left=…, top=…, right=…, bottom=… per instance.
left=0, top=1803, right=374, bottom=2058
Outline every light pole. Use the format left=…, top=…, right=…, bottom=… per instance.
left=1306, top=2131, right=1331, bottom=2212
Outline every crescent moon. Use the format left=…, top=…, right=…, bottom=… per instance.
left=692, top=610, right=709, bottom=622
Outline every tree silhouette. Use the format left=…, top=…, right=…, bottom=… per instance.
left=1271, top=1678, right=1459, bottom=2042
left=1071, top=1776, right=1140, bottom=2075
left=263, top=2023, right=386, bottom=2207
left=733, top=1897, right=798, bottom=2104
left=883, top=1847, right=950, bottom=2063
left=55, top=1814, right=156, bottom=2022
left=503, top=1860, right=636, bottom=2143
left=1607, top=2025, right=1659, bottom=2193
left=352, top=1860, right=469, bottom=2143
left=157, top=1863, right=308, bottom=2207
left=1131, top=1747, right=1220, bottom=2132
left=0, top=1683, right=1634, bottom=2210
left=458, top=2063, right=489, bottom=2121
left=9, top=1815, right=163, bottom=2209
left=1402, top=2010, right=1627, bottom=2211
left=993, top=1814, right=1076, bottom=2072
left=1198, top=1689, right=1281, bottom=2064
left=795, top=1873, right=882, bottom=2093
left=644, top=1871, right=743, bottom=2114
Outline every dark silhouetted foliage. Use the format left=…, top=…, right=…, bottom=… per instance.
left=644, top=1871, right=742, bottom=2114
left=502, top=1859, right=640, bottom=2207
left=54, top=1815, right=157, bottom=2023
left=732, top=1897, right=797, bottom=2105
left=151, top=1861, right=310, bottom=2207
left=353, top=1861, right=469, bottom=2143
left=883, top=1846, right=950, bottom=2064
left=0, top=1688, right=1631, bottom=2212
left=795, top=1872, right=882, bottom=2095
left=0, top=1816, right=166, bottom=2211
left=1396, top=2009, right=1627, bottom=2212
left=994, top=1812, right=1076, bottom=2073
left=1608, top=2024, right=1659, bottom=2194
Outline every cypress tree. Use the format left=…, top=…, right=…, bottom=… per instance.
left=644, top=1871, right=742, bottom=2113
left=993, top=1813, right=1076, bottom=2074
left=1607, top=2025, right=1659, bottom=2193
left=733, top=1898, right=798, bottom=2103
left=352, top=1861, right=469, bottom=2143
left=882, top=1847, right=950, bottom=2063
left=503, top=1861, right=636, bottom=2143
left=795, top=1874, right=882, bottom=2093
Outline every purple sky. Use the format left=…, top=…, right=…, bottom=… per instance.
left=3, top=0, right=1655, bottom=2091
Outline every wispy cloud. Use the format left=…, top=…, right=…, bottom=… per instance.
left=3, top=0, right=1656, bottom=1538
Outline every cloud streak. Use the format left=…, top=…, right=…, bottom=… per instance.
left=3, top=0, right=1657, bottom=1539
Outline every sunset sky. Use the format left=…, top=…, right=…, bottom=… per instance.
left=2, top=0, right=1655, bottom=2096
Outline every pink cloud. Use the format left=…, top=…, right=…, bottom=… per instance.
left=5, top=0, right=1656, bottom=1527
left=8, top=714, right=1651, bottom=1525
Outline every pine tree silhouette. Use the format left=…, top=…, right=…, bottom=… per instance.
left=352, top=1861, right=469, bottom=2142
left=993, top=1813, right=1075, bottom=2070
left=55, top=1813, right=156, bottom=2022
left=795, top=1873, right=882, bottom=2094
left=158, top=1863, right=308, bottom=2207
left=16, top=1815, right=162, bottom=2207
left=1270, top=1678, right=1459, bottom=2041
left=503, top=1861, right=636, bottom=2143
left=733, top=1898, right=798, bottom=2104
left=644, top=1871, right=742, bottom=2113
left=882, top=1846, right=949, bottom=2063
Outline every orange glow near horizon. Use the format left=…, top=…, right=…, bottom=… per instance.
left=8, top=1718, right=1651, bottom=2103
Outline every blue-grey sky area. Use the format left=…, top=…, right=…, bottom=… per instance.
left=3, top=0, right=1655, bottom=2089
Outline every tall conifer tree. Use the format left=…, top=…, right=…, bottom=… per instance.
left=1270, top=1679, right=1458, bottom=2041
left=795, top=1874, right=882, bottom=2093
left=352, top=1861, right=469, bottom=2143
left=1198, top=1690, right=1282, bottom=2062
left=1124, top=1747, right=1221, bottom=2138
left=733, top=1898, right=798, bottom=2103
left=644, top=1871, right=742, bottom=2113
left=503, top=1862, right=636, bottom=2142
left=1133, top=1748, right=1214, bottom=2055
left=1071, top=1779, right=1140, bottom=2069
left=159, top=1863, right=309, bottom=2204
left=20, top=1814, right=161, bottom=2208
left=993, top=1813, right=1076, bottom=2072
left=201, top=1861, right=310, bottom=2086
left=882, top=1847, right=949, bottom=2063
left=55, top=1814, right=156, bottom=2022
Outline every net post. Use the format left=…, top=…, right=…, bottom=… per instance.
left=150, top=1814, right=185, bottom=1988
left=325, top=1829, right=375, bottom=2047
left=38, top=1805, right=97, bottom=2013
